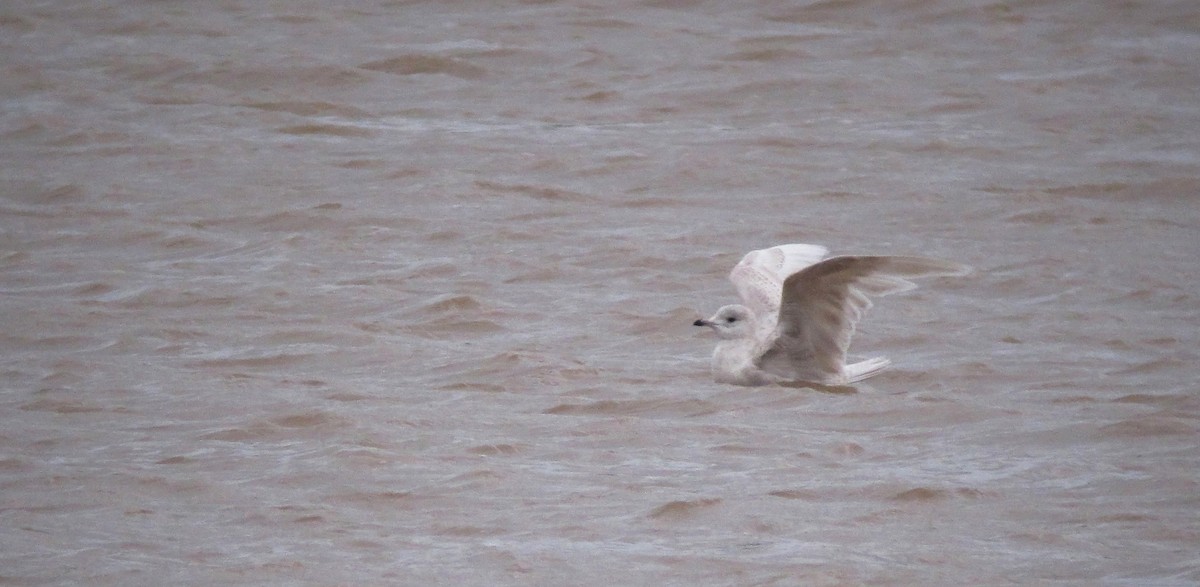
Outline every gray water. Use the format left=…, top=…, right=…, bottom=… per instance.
left=1, top=1, right=1198, bottom=585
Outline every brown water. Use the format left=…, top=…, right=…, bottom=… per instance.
left=2, top=1, right=1198, bottom=585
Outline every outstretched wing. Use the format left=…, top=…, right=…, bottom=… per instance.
left=755, top=255, right=970, bottom=383
left=728, top=244, right=829, bottom=320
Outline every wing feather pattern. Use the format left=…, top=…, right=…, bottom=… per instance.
left=728, top=244, right=828, bottom=320
left=755, top=255, right=970, bottom=384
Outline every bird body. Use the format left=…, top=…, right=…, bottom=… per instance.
left=694, top=244, right=969, bottom=386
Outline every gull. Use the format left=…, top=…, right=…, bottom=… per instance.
left=693, top=243, right=970, bottom=387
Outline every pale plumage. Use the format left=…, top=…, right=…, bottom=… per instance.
left=694, top=244, right=970, bottom=386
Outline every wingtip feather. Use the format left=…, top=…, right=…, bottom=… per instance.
left=879, top=256, right=972, bottom=278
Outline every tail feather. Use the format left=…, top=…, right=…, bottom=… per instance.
left=844, top=356, right=891, bottom=383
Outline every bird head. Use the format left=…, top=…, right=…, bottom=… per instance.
left=693, top=304, right=754, bottom=340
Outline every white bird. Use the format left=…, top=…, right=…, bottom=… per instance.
left=693, top=243, right=970, bottom=387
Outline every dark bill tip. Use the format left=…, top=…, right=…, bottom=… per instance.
left=693, top=319, right=707, bottom=327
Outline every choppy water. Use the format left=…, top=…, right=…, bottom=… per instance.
left=2, top=1, right=1198, bottom=585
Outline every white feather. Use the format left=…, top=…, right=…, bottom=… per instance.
left=697, top=244, right=969, bottom=386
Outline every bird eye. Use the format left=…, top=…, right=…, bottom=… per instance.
left=725, top=316, right=736, bottom=323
